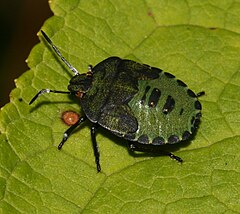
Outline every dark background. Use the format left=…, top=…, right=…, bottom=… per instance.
left=0, top=0, right=52, bottom=107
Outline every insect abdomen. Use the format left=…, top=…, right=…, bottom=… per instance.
left=127, top=71, right=202, bottom=145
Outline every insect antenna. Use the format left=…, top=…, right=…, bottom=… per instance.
left=41, top=30, right=79, bottom=76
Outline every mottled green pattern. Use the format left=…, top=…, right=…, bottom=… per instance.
left=129, top=72, right=200, bottom=143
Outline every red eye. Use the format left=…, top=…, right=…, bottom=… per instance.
left=75, top=91, right=84, bottom=98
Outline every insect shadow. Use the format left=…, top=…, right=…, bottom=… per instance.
left=99, top=126, right=197, bottom=160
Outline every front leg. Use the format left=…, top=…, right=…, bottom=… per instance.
left=58, top=116, right=87, bottom=149
left=29, top=89, right=71, bottom=105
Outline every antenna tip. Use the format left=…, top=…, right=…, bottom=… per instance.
left=41, top=30, right=52, bottom=44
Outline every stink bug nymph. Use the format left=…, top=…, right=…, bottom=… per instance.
left=30, top=30, right=204, bottom=172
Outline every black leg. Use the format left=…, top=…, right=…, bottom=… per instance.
left=128, top=142, right=183, bottom=163
left=196, top=91, right=205, bottom=97
left=29, top=89, right=71, bottom=105
left=91, top=124, right=101, bottom=172
left=58, top=116, right=87, bottom=149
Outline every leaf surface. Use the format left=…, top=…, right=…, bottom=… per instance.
left=1, top=0, right=240, bottom=213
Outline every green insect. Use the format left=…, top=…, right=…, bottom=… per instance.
left=30, top=30, right=204, bottom=172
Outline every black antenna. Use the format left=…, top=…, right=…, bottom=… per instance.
left=41, top=30, right=79, bottom=76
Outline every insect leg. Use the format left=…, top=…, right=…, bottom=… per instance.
left=91, top=124, right=101, bottom=172
left=58, top=116, right=87, bottom=149
left=196, top=91, right=205, bottom=97
left=29, top=89, right=71, bottom=105
left=128, top=142, right=183, bottom=163
left=88, top=65, right=93, bottom=73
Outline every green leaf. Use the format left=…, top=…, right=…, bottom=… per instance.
left=1, top=0, right=240, bottom=213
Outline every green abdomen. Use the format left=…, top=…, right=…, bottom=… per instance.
left=128, top=73, right=201, bottom=145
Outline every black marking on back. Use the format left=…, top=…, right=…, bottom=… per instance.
left=152, top=136, right=165, bottom=145
left=196, top=112, right=202, bottom=118
left=193, top=118, right=200, bottom=128
left=140, top=85, right=150, bottom=104
left=168, top=135, right=179, bottom=144
left=182, top=131, right=191, bottom=141
left=195, top=100, right=202, bottom=110
left=148, top=88, right=161, bottom=108
left=165, top=72, right=175, bottom=78
left=191, top=116, right=195, bottom=125
left=124, top=133, right=136, bottom=141
left=180, top=108, right=184, bottom=115
left=177, top=79, right=187, bottom=87
left=190, top=112, right=201, bottom=133
left=187, top=89, right=196, bottom=97
left=151, top=67, right=163, bottom=75
left=162, top=95, right=175, bottom=114
left=138, top=134, right=149, bottom=144
left=191, top=126, right=195, bottom=133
